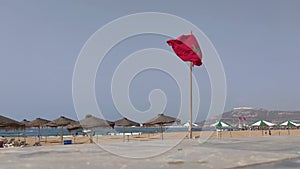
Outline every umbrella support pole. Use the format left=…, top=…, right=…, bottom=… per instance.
left=123, top=127, right=125, bottom=142
left=61, top=127, right=64, bottom=144
left=38, top=127, right=41, bottom=143
left=90, top=129, right=93, bottom=143
left=45, top=127, right=48, bottom=143
left=23, top=128, right=26, bottom=142
left=161, top=125, right=163, bottom=140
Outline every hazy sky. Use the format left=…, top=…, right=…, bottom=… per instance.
left=1, top=0, right=300, bottom=122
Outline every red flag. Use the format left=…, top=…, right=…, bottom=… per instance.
left=238, top=117, right=242, bottom=121
left=167, top=33, right=202, bottom=66
left=243, top=117, right=247, bottom=121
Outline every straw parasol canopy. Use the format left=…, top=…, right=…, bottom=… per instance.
left=20, top=119, right=31, bottom=141
left=29, top=118, right=50, bottom=143
left=67, top=121, right=82, bottom=131
left=114, top=117, right=140, bottom=142
left=115, top=118, right=140, bottom=127
left=79, top=115, right=114, bottom=143
left=29, top=118, right=50, bottom=127
left=52, top=116, right=76, bottom=127
left=79, top=115, right=114, bottom=129
left=211, top=121, right=231, bottom=128
left=143, top=114, right=180, bottom=126
left=65, top=121, right=82, bottom=144
left=0, top=115, right=24, bottom=129
left=20, top=119, right=31, bottom=128
left=45, top=121, right=58, bottom=128
left=51, top=116, right=76, bottom=144
left=143, top=114, right=180, bottom=140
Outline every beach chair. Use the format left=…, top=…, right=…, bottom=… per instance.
left=3, top=138, right=16, bottom=147
left=2, top=138, right=8, bottom=144
left=20, top=140, right=27, bottom=146
left=7, top=138, right=15, bottom=144
left=33, top=142, right=41, bottom=146
left=13, top=140, right=20, bottom=147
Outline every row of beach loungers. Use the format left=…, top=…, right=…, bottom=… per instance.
left=0, top=138, right=32, bottom=148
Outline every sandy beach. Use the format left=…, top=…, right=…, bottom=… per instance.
left=2, top=129, right=300, bottom=147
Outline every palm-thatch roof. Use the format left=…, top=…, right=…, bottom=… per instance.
left=45, top=121, right=58, bottom=127
left=20, top=119, right=31, bottom=128
left=0, top=115, right=23, bottom=128
left=67, top=121, right=82, bottom=131
left=114, top=118, right=140, bottom=127
left=51, top=116, right=76, bottom=126
left=29, top=118, right=50, bottom=127
left=79, top=115, right=114, bottom=129
left=143, top=114, right=180, bottom=126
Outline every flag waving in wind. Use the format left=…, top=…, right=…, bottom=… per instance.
left=166, top=32, right=203, bottom=139
left=167, top=33, right=202, bottom=66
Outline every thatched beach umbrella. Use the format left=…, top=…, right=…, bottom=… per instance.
left=79, top=115, right=114, bottom=143
left=279, top=121, right=300, bottom=135
left=114, top=118, right=140, bottom=142
left=0, top=115, right=23, bottom=139
left=66, top=121, right=82, bottom=143
left=20, top=119, right=31, bottom=127
left=29, top=118, right=50, bottom=143
left=45, top=121, right=58, bottom=128
left=67, top=121, right=82, bottom=131
left=80, top=115, right=114, bottom=129
left=51, top=116, right=76, bottom=144
left=143, top=114, right=180, bottom=140
left=30, top=118, right=51, bottom=127
left=20, top=119, right=31, bottom=141
left=43, top=121, right=58, bottom=143
left=0, top=115, right=23, bottom=129
left=53, top=116, right=76, bottom=126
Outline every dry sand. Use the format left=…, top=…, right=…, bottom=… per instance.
left=3, top=129, right=300, bottom=147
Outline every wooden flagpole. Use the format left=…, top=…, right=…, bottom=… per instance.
left=189, top=62, right=193, bottom=139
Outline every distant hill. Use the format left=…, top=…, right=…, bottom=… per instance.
left=199, top=107, right=300, bottom=127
